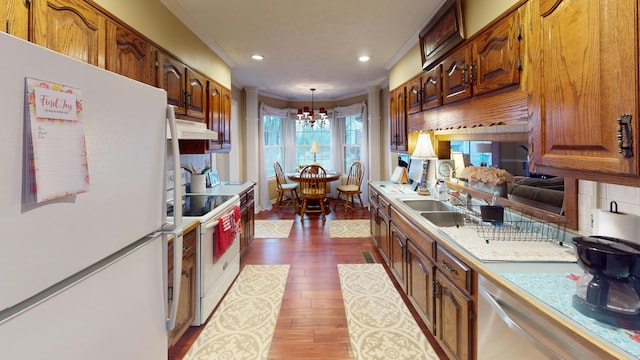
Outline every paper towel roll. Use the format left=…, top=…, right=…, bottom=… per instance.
left=592, top=207, right=640, bottom=244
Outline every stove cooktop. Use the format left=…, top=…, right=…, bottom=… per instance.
left=167, top=194, right=234, bottom=217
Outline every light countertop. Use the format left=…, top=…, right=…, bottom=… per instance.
left=370, top=181, right=639, bottom=359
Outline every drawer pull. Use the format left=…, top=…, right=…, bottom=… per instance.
left=441, top=260, right=458, bottom=276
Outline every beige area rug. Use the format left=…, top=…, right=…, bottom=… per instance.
left=338, top=264, right=439, bottom=360
left=182, top=264, right=290, bottom=360
left=328, top=220, right=370, bottom=238
left=254, top=220, right=294, bottom=238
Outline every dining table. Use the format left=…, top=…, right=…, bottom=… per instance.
left=286, top=170, right=342, bottom=215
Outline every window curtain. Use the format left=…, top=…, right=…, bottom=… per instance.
left=330, top=102, right=368, bottom=204
left=257, top=103, right=297, bottom=211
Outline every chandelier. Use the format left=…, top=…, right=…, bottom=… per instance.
left=297, top=88, right=328, bottom=127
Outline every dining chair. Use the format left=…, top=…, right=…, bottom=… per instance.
left=336, top=161, right=365, bottom=214
left=274, top=161, right=299, bottom=211
left=298, top=165, right=328, bottom=221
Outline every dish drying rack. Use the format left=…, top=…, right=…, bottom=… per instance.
left=454, top=205, right=568, bottom=245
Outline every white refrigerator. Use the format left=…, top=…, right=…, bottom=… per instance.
left=0, top=33, right=182, bottom=359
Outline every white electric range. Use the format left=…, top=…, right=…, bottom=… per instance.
left=166, top=171, right=241, bottom=326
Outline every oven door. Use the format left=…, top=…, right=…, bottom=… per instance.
left=194, top=202, right=241, bottom=325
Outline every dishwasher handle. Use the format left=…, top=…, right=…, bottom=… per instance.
left=479, top=287, right=563, bottom=360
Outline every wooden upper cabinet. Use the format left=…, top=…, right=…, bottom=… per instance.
left=471, top=7, right=522, bottom=96
left=2, top=0, right=29, bottom=40
left=406, top=76, right=423, bottom=115
left=528, top=0, right=638, bottom=175
left=207, top=81, right=222, bottom=150
left=220, top=87, right=232, bottom=149
left=389, top=87, right=407, bottom=151
left=31, top=0, right=106, bottom=67
left=105, top=21, right=154, bottom=86
left=422, top=65, right=442, bottom=110
left=442, top=46, right=472, bottom=105
left=157, top=51, right=186, bottom=116
left=185, top=69, right=207, bottom=120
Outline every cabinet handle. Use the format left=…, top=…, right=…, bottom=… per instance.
left=186, top=92, right=192, bottom=108
left=168, top=285, right=173, bottom=301
left=5, top=19, right=9, bottom=34
left=617, top=114, right=633, bottom=158
left=441, top=260, right=458, bottom=276
left=220, top=132, right=225, bottom=142
left=182, top=245, right=192, bottom=253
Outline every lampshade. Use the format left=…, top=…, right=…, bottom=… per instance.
left=310, top=140, right=320, bottom=153
left=411, top=133, right=437, bottom=160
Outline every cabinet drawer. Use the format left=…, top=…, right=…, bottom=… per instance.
left=390, top=207, right=434, bottom=259
left=436, top=246, right=471, bottom=293
left=378, top=195, right=390, bottom=215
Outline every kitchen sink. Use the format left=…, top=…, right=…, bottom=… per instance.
left=420, top=211, right=463, bottom=227
left=401, top=199, right=453, bottom=212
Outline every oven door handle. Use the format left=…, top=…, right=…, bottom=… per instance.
left=205, top=219, right=220, bottom=230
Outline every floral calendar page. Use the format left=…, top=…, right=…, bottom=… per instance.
left=25, top=77, right=89, bottom=203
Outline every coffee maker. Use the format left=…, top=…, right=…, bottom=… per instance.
left=572, top=235, right=640, bottom=329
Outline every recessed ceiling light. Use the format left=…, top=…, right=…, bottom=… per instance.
left=358, top=55, right=370, bottom=62
left=251, top=54, right=265, bottom=61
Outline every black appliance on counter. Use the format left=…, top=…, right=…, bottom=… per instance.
left=572, top=235, right=640, bottom=329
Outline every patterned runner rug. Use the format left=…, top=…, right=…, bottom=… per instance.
left=254, top=220, right=294, bottom=238
left=182, top=264, right=290, bottom=360
left=328, top=220, right=370, bottom=238
left=338, top=264, right=439, bottom=360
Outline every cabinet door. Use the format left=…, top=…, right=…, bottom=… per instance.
left=219, top=87, right=232, bottom=149
left=406, top=76, right=423, bottom=115
left=442, top=46, right=472, bottom=105
left=377, top=210, right=391, bottom=265
left=207, top=81, right=222, bottom=150
left=105, top=21, right=154, bottom=86
left=389, top=223, right=406, bottom=291
left=529, top=0, right=638, bottom=175
left=168, top=228, right=196, bottom=347
left=157, top=51, right=186, bottom=115
left=435, top=270, right=472, bottom=360
left=2, top=0, right=29, bottom=40
left=422, top=65, right=442, bottom=110
left=185, top=68, right=206, bottom=120
left=32, top=0, right=106, bottom=67
left=472, top=8, right=522, bottom=96
left=389, top=87, right=407, bottom=151
left=406, top=240, right=435, bottom=332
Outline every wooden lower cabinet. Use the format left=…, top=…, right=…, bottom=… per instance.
left=376, top=209, right=391, bottom=264
left=168, top=225, right=196, bottom=348
left=406, top=240, right=435, bottom=332
left=435, top=269, right=472, bottom=360
left=390, top=223, right=407, bottom=291
left=239, top=184, right=255, bottom=257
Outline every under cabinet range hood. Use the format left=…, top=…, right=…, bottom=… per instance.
left=167, top=118, right=218, bottom=140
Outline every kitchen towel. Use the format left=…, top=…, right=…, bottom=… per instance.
left=592, top=207, right=640, bottom=244
left=215, top=205, right=241, bottom=259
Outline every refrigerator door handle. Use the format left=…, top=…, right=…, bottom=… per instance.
left=164, top=105, right=184, bottom=331
left=164, top=105, right=182, bottom=231
left=164, top=230, right=183, bottom=331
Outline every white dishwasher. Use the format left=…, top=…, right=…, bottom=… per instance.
left=478, top=274, right=596, bottom=360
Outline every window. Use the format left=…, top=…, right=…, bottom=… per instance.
left=264, top=116, right=283, bottom=177
left=343, top=114, right=363, bottom=172
left=295, top=121, right=330, bottom=169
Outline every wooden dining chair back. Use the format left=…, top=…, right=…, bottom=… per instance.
left=336, top=161, right=365, bottom=214
left=274, top=161, right=299, bottom=210
left=298, top=165, right=328, bottom=221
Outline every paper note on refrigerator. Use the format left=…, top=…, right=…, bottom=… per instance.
left=25, top=77, right=90, bottom=203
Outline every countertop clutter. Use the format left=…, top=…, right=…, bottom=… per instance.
left=369, top=181, right=639, bottom=359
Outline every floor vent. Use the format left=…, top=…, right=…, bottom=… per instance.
left=361, top=251, right=376, bottom=263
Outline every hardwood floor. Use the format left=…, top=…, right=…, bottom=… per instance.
left=168, top=203, right=446, bottom=359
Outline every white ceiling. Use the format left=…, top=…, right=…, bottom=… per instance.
left=160, top=0, right=444, bottom=101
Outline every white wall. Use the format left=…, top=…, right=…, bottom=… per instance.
left=578, top=181, right=640, bottom=236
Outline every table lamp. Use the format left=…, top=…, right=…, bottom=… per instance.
left=473, top=143, right=493, bottom=166
left=411, top=133, right=438, bottom=195
left=310, top=140, right=320, bottom=163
